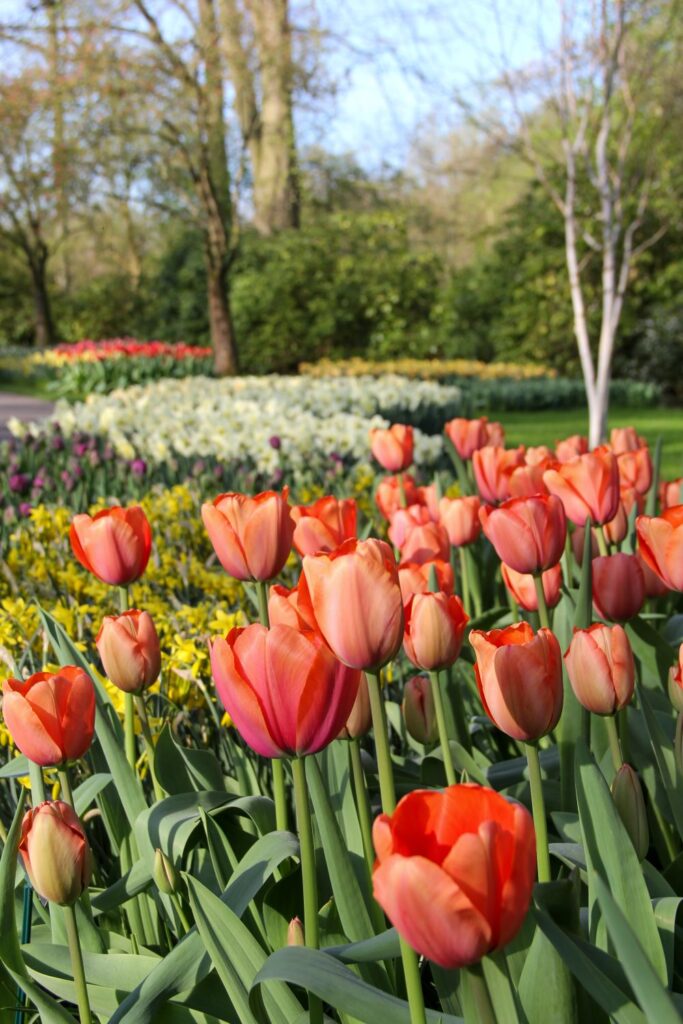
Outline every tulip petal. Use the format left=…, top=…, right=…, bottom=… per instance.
left=2, top=690, right=63, bottom=765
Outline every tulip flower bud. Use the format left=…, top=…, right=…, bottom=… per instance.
left=369, top=424, right=414, bottom=472
left=668, top=645, right=683, bottom=713
left=287, top=917, right=305, bottom=947
left=402, top=676, right=438, bottom=744
left=154, top=848, right=181, bottom=895
left=403, top=592, right=468, bottom=671
left=337, top=674, right=372, bottom=740
left=19, top=801, right=91, bottom=906
left=96, top=610, right=161, bottom=694
left=592, top=554, right=645, bottom=622
left=70, top=505, right=152, bottom=585
left=3, top=668, right=95, bottom=767
left=563, top=624, right=634, bottom=716
left=611, top=765, right=649, bottom=861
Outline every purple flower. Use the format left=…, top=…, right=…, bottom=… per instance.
left=8, top=473, right=30, bottom=494
left=51, top=434, right=65, bottom=451
left=272, top=467, right=284, bottom=485
left=102, top=444, right=115, bottom=461
left=213, top=464, right=224, bottom=480
left=60, top=470, right=74, bottom=491
left=18, top=502, right=32, bottom=518
left=192, top=459, right=206, bottom=476
left=131, top=458, right=147, bottom=478
left=329, top=452, right=343, bottom=464
left=72, top=442, right=88, bottom=457
left=269, top=435, right=282, bottom=450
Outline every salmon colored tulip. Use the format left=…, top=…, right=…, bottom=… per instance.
left=470, top=623, right=563, bottom=741
left=372, top=784, right=535, bottom=969
left=398, top=559, right=454, bottom=603
left=444, top=417, right=490, bottom=460
left=337, top=674, right=372, bottom=739
left=501, top=563, right=563, bottom=612
left=388, top=505, right=431, bottom=549
left=438, top=496, right=481, bottom=547
left=592, top=554, right=645, bottom=622
left=526, top=446, right=553, bottom=465
left=416, top=483, right=439, bottom=520
left=402, top=676, right=438, bottom=743
left=620, top=485, right=644, bottom=517
left=403, top=593, right=469, bottom=670
left=603, top=502, right=628, bottom=545
left=370, top=424, right=414, bottom=471
left=302, top=538, right=404, bottom=670
left=399, top=521, right=450, bottom=565
left=486, top=421, right=506, bottom=447
left=660, top=478, right=683, bottom=511
left=19, top=801, right=92, bottom=906
left=70, top=506, right=152, bottom=586
left=2, top=668, right=95, bottom=766
left=508, top=458, right=551, bottom=498
left=617, top=447, right=652, bottom=496
left=472, top=446, right=526, bottom=505
left=210, top=623, right=360, bottom=757
left=96, top=610, right=161, bottom=693
left=291, top=496, right=357, bottom=556
left=479, top=494, right=566, bottom=575
left=375, top=473, right=420, bottom=520
left=543, top=446, right=620, bottom=526
left=268, top=580, right=317, bottom=631
left=564, top=624, right=634, bottom=715
left=636, top=506, right=683, bottom=591
left=555, top=434, right=588, bottom=463
left=202, top=489, right=294, bottom=581
left=636, top=550, right=669, bottom=598
left=610, top=427, right=644, bottom=454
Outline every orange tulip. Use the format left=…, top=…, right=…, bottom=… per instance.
left=472, top=446, right=526, bottom=504
left=337, top=674, right=372, bottom=739
left=486, top=420, right=506, bottom=447
left=302, top=538, right=404, bottom=670
left=592, top=554, right=645, bottom=622
left=210, top=623, right=360, bottom=757
left=375, top=473, right=420, bottom=520
left=399, top=521, right=450, bottom=565
left=636, top=506, right=683, bottom=591
left=543, top=446, right=620, bottom=526
left=388, top=505, right=431, bottom=549
left=526, top=446, right=553, bottom=465
left=479, top=494, right=566, bottom=575
left=508, top=458, right=551, bottom=498
left=444, top=417, right=490, bottom=460
left=19, top=801, right=92, bottom=906
left=555, top=434, right=588, bottom=463
left=370, top=424, right=414, bottom=471
left=291, top=496, right=357, bottom=556
left=268, top=580, right=317, bottom=631
left=470, top=623, right=563, bottom=741
left=3, top=668, right=95, bottom=766
left=372, top=784, right=535, bottom=969
left=610, top=426, right=644, bottom=454
left=403, top=593, right=468, bottom=670
left=564, top=624, right=634, bottom=715
left=501, top=563, right=563, bottom=612
left=70, top=506, right=152, bottom=586
left=660, top=478, right=683, bottom=511
left=416, top=483, right=439, bottom=520
left=617, top=448, right=652, bottom=496
left=202, top=489, right=294, bottom=581
left=96, top=610, right=161, bottom=693
left=398, top=559, right=454, bottom=603
left=438, top=496, right=481, bottom=547
left=402, top=676, right=438, bottom=743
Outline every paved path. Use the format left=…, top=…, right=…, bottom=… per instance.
left=0, top=392, right=54, bottom=442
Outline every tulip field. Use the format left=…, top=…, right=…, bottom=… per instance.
left=2, top=394, right=683, bottom=1024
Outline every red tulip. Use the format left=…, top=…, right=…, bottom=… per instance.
left=479, top=494, right=566, bottom=575
left=96, top=610, right=161, bottom=693
left=543, top=447, right=620, bottom=526
left=302, top=538, right=404, bottom=670
left=19, top=801, right=92, bottom=906
left=372, top=784, right=535, bottom=969
left=660, top=478, right=683, bottom=511
left=3, top=668, right=95, bottom=766
left=617, top=448, right=652, bottom=496
left=402, top=676, right=438, bottom=743
left=636, top=506, right=683, bottom=591
left=403, top=593, right=468, bottom=670
left=398, top=559, right=454, bottom=603
left=501, top=563, right=563, bottom=612
left=375, top=473, right=420, bottom=520
left=210, top=624, right=360, bottom=757
left=470, top=623, right=563, bottom=741
left=291, top=496, right=357, bottom=556
left=202, top=489, right=294, bottom=581
left=472, top=446, right=526, bottom=504
left=444, top=417, right=489, bottom=460
left=564, top=624, right=634, bottom=715
left=438, top=496, right=481, bottom=547
left=70, top=506, right=152, bottom=586
left=268, top=581, right=317, bottom=631
left=370, top=424, right=414, bottom=471
left=592, top=554, right=645, bottom=622
left=555, top=434, right=588, bottom=463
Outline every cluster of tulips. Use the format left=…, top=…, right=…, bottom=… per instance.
left=2, top=412, right=683, bottom=1023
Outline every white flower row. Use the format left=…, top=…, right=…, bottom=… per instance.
left=41, top=374, right=458, bottom=474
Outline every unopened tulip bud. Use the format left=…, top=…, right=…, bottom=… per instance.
left=96, top=610, right=161, bottom=693
left=611, top=765, right=649, bottom=861
left=668, top=645, right=683, bottom=713
left=337, top=674, right=372, bottom=740
left=153, top=848, right=181, bottom=895
left=402, top=676, right=438, bottom=744
left=563, top=624, right=634, bottom=716
left=287, top=917, right=305, bottom=947
left=19, top=801, right=91, bottom=906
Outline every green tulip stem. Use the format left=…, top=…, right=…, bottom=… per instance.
left=28, top=761, right=46, bottom=806
left=172, top=892, right=192, bottom=935
left=429, top=671, right=456, bottom=785
left=256, top=579, right=288, bottom=832
left=458, top=546, right=471, bottom=616
left=398, top=472, right=407, bottom=508
left=117, top=586, right=137, bottom=773
left=605, top=715, right=624, bottom=774
left=401, top=936, right=428, bottom=1024
left=291, top=756, right=322, bottom=1024
left=349, top=738, right=375, bottom=878
left=532, top=572, right=551, bottom=630
left=133, top=694, right=165, bottom=801
left=462, top=962, right=497, bottom=1024
left=367, top=672, right=397, bottom=812
left=64, top=903, right=92, bottom=1024
left=596, top=528, right=609, bottom=558
left=525, top=742, right=551, bottom=883
left=58, top=766, right=74, bottom=808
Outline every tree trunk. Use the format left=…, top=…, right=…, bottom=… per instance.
left=205, top=247, right=238, bottom=375
left=30, top=254, right=56, bottom=348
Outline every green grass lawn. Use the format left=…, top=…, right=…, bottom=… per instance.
left=502, top=406, right=683, bottom=480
